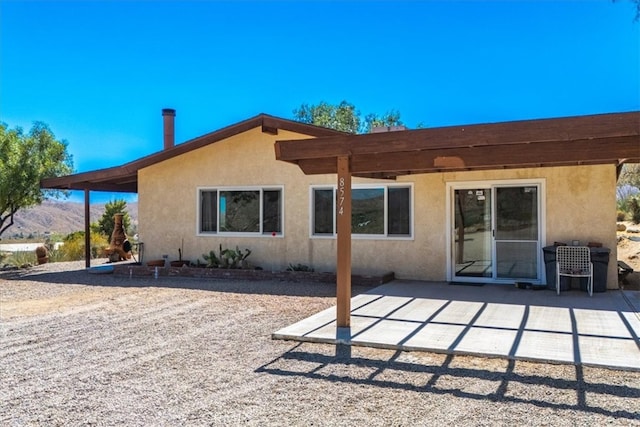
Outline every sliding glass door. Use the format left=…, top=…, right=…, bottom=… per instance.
left=454, top=188, right=492, bottom=278
left=451, top=182, right=542, bottom=283
left=494, top=186, right=539, bottom=280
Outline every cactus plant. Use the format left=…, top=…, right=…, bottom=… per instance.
left=35, top=246, right=49, bottom=264
left=35, top=246, right=48, bottom=258
left=203, top=246, right=251, bottom=269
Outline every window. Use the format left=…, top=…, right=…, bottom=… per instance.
left=311, top=185, right=412, bottom=238
left=199, top=187, right=283, bottom=235
left=313, top=189, right=334, bottom=235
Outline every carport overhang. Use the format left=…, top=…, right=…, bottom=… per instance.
left=39, top=113, right=347, bottom=268
left=39, top=167, right=139, bottom=269
left=274, top=111, right=640, bottom=329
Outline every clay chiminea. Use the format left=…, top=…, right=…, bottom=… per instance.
left=104, top=213, right=132, bottom=262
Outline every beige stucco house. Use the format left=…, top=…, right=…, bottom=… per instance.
left=42, top=110, right=640, bottom=290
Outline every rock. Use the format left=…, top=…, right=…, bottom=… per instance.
left=630, top=236, right=640, bottom=242
left=617, top=223, right=627, bottom=232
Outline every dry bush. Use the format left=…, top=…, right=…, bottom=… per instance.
left=59, top=231, right=109, bottom=261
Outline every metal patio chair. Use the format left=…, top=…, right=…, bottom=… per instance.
left=556, top=246, right=593, bottom=296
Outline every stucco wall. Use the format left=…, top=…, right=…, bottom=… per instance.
left=440, top=165, right=618, bottom=287
left=138, top=129, right=618, bottom=288
left=138, top=127, right=335, bottom=272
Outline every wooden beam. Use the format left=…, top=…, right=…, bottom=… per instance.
left=84, top=189, right=91, bottom=269
left=78, top=182, right=138, bottom=192
left=40, top=178, right=138, bottom=192
left=261, top=125, right=278, bottom=135
left=289, top=135, right=639, bottom=176
left=348, top=136, right=640, bottom=174
left=336, top=155, right=352, bottom=328
left=275, top=111, right=640, bottom=162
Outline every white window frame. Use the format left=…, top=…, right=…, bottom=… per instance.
left=309, top=183, right=414, bottom=240
left=445, top=178, right=546, bottom=283
left=196, top=186, right=285, bottom=237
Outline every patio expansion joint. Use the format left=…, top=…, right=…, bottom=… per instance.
left=272, top=284, right=640, bottom=371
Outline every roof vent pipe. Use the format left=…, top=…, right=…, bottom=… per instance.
left=162, top=108, right=176, bottom=150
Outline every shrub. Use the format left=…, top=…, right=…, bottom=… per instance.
left=617, top=210, right=627, bottom=222
left=47, top=248, right=67, bottom=263
left=286, top=263, right=314, bottom=272
left=4, top=250, right=36, bottom=267
left=202, top=245, right=251, bottom=269
left=59, top=231, right=109, bottom=261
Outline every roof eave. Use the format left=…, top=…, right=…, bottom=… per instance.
left=40, top=114, right=347, bottom=192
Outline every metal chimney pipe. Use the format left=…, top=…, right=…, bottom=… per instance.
left=162, top=108, right=176, bottom=150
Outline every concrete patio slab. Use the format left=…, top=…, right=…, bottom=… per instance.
left=273, top=280, right=640, bottom=370
left=524, top=306, right=573, bottom=333
left=516, top=330, right=576, bottom=363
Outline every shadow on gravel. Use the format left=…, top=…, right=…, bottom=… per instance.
left=0, top=267, right=371, bottom=298
left=257, top=343, right=640, bottom=421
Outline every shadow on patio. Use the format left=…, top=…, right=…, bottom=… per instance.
left=273, top=280, right=640, bottom=371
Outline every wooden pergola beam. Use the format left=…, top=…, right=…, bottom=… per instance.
left=275, top=111, right=640, bottom=163
left=350, top=136, right=640, bottom=173
left=289, top=135, right=639, bottom=176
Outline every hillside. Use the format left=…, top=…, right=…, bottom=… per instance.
left=4, top=200, right=138, bottom=237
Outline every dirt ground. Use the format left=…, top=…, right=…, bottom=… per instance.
left=1, top=262, right=639, bottom=426
left=617, top=222, right=640, bottom=290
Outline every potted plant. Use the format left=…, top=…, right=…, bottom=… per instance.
left=170, top=239, right=191, bottom=267
left=170, top=247, right=191, bottom=267
left=146, top=259, right=165, bottom=267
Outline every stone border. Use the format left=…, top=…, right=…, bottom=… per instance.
left=112, top=264, right=395, bottom=287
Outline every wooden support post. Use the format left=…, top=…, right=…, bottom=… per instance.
left=336, top=155, right=352, bottom=328
left=84, top=189, right=91, bottom=269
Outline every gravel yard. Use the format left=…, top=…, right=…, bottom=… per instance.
left=1, top=262, right=639, bottom=426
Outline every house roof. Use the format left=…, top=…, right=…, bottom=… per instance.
left=275, top=111, right=640, bottom=179
left=41, top=111, right=640, bottom=193
left=40, top=114, right=347, bottom=192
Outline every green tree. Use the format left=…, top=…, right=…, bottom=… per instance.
left=0, top=122, right=73, bottom=237
left=618, top=163, right=640, bottom=189
left=615, top=0, right=640, bottom=21
left=293, top=101, right=361, bottom=133
left=363, top=110, right=404, bottom=133
left=96, top=199, right=131, bottom=239
left=293, top=101, right=405, bottom=134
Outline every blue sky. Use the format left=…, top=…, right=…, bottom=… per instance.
left=1, top=1, right=639, bottom=203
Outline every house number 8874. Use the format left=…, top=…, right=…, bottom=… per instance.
left=338, top=177, right=345, bottom=216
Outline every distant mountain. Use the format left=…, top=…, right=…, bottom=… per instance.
left=4, top=200, right=138, bottom=238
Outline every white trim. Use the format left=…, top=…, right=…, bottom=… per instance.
left=308, top=185, right=335, bottom=239
left=445, top=179, right=546, bottom=284
left=309, top=183, right=414, bottom=240
left=196, top=185, right=285, bottom=238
